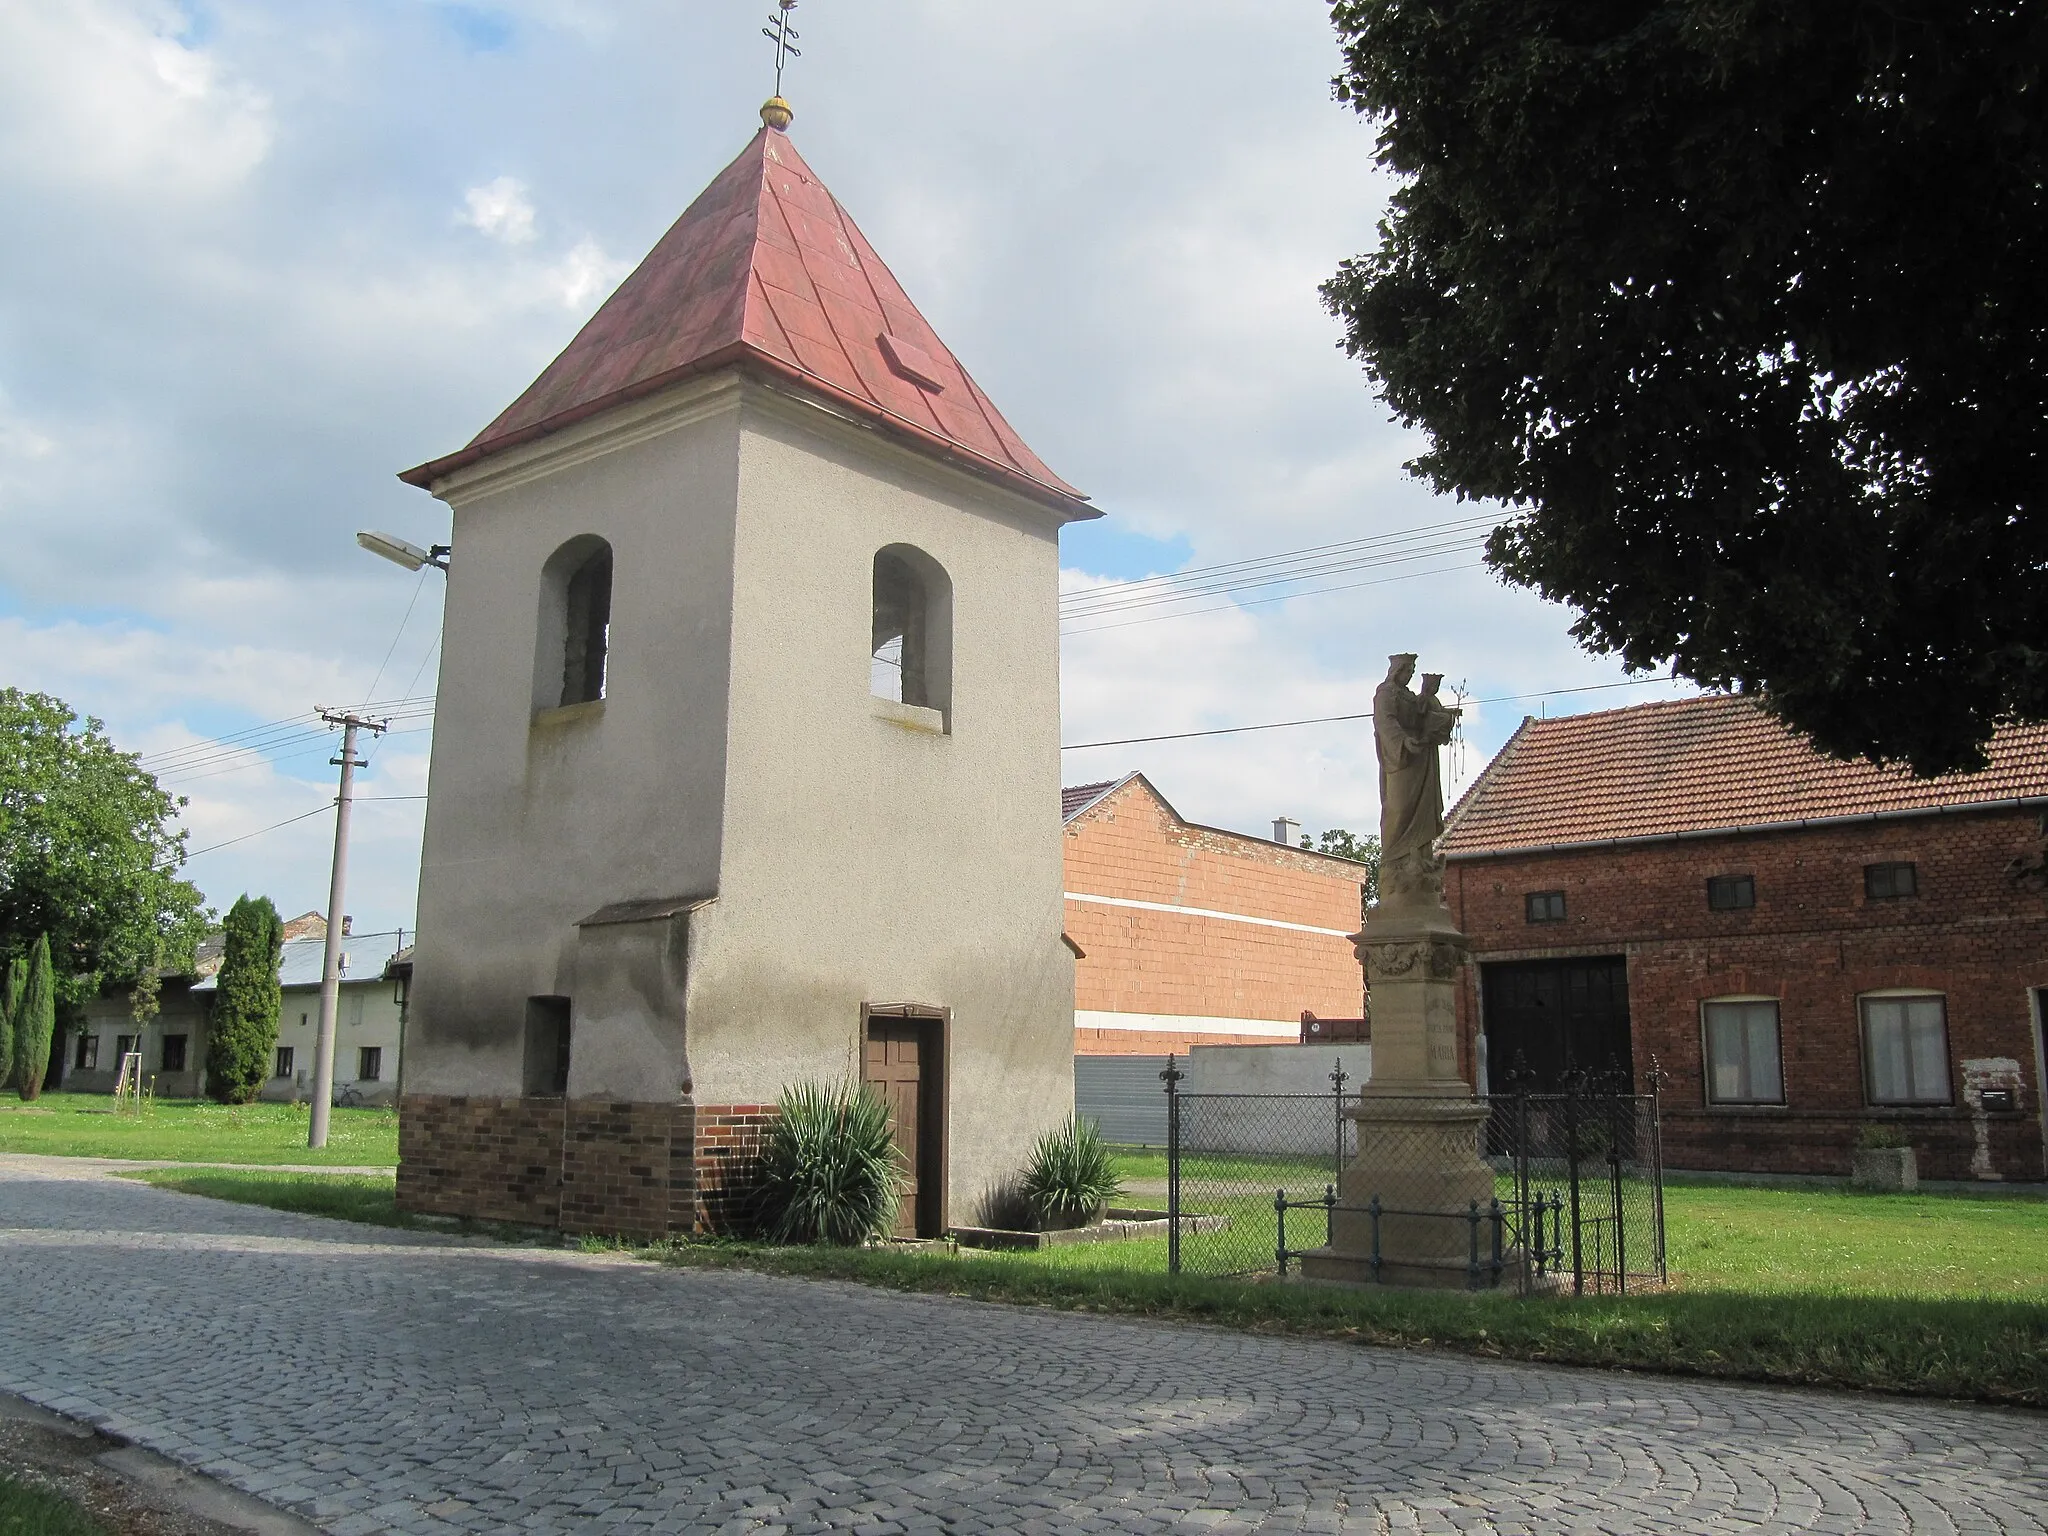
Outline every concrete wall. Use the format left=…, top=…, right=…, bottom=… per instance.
left=406, top=381, right=743, bottom=1101
left=681, top=391, right=1076, bottom=1221
left=1186, top=1044, right=1369, bottom=1095
left=1450, top=809, right=2048, bottom=1181
left=69, top=985, right=210, bottom=1098
left=1065, top=778, right=1367, bottom=1055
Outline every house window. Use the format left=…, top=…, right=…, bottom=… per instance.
left=534, top=536, right=614, bottom=711
left=115, top=1034, right=136, bottom=1065
left=1865, top=862, right=1918, bottom=900
left=1706, top=874, right=1756, bottom=911
left=356, top=1047, right=383, bottom=1082
left=274, top=1046, right=295, bottom=1079
left=161, top=1035, right=187, bottom=1073
left=870, top=546, right=952, bottom=712
left=1861, top=994, right=1951, bottom=1104
left=1702, top=1000, right=1784, bottom=1105
left=523, top=997, right=572, bottom=1097
left=74, top=1035, right=99, bottom=1071
left=1525, top=890, right=1567, bottom=924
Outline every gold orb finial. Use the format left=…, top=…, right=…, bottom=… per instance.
left=760, top=96, right=793, bottom=131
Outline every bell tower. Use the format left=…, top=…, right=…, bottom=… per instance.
left=394, top=102, right=1096, bottom=1237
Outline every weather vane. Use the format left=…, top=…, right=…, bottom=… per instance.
left=763, top=1, right=800, bottom=99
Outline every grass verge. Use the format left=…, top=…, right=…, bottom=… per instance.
left=0, top=1471, right=105, bottom=1535
left=131, top=1168, right=552, bottom=1246
left=647, top=1240, right=2048, bottom=1407
left=129, top=1167, right=2048, bottom=1407
left=0, top=1093, right=397, bottom=1166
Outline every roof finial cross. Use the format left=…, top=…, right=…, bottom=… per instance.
left=762, top=1, right=800, bottom=122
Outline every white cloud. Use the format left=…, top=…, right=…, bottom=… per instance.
left=0, top=0, right=271, bottom=193
left=550, top=236, right=630, bottom=309
left=459, top=175, right=538, bottom=244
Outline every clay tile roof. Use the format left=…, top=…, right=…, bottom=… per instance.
left=401, top=126, right=1090, bottom=517
left=1441, top=694, right=2048, bottom=858
left=1062, top=778, right=1127, bottom=822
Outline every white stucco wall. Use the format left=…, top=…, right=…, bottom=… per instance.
left=683, top=392, right=1076, bottom=1220
left=407, top=382, right=743, bottom=1099
left=261, top=982, right=406, bottom=1106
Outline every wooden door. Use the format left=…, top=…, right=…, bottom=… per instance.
left=863, top=1014, right=941, bottom=1238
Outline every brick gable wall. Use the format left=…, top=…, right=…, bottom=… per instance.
left=1450, top=808, right=2048, bottom=1181
left=1064, top=781, right=1367, bottom=1055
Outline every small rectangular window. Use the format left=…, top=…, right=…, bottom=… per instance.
left=1862, top=995, right=1950, bottom=1104
left=74, top=1035, right=99, bottom=1071
left=161, top=1035, right=188, bottom=1073
left=1865, top=862, right=1918, bottom=900
left=1706, top=874, right=1756, bottom=911
left=1702, top=1001, right=1784, bottom=1104
left=1525, top=890, right=1567, bottom=923
left=523, top=997, right=572, bottom=1097
left=356, top=1046, right=383, bottom=1082
left=274, top=1046, right=295, bottom=1079
left=115, top=1034, right=136, bottom=1065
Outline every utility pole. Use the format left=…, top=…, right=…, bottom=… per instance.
left=309, top=709, right=387, bottom=1149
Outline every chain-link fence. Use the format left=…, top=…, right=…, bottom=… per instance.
left=1149, top=1061, right=1665, bottom=1292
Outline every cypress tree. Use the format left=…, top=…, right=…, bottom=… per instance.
left=0, top=956, right=21, bottom=1091
left=13, top=936, right=54, bottom=1101
left=205, top=895, right=283, bottom=1104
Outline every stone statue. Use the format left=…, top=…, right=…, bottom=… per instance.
left=1373, top=653, right=1460, bottom=908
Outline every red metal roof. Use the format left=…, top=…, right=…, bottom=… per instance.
left=401, top=126, right=1088, bottom=514
left=1441, top=694, right=2048, bottom=857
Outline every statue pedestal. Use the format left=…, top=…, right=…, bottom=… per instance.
left=1298, top=898, right=1502, bottom=1291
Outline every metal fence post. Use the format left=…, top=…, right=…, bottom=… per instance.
left=1565, top=1067, right=1585, bottom=1297
left=1323, top=1183, right=1337, bottom=1251
left=1647, top=1053, right=1668, bottom=1282
left=1467, top=1199, right=1481, bottom=1290
left=1331, top=1056, right=1349, bottom=1181
left=1275, top=1190, right=1288, bottom=1276
left=1513, top=1067, right=1532, bottom=1297
left=1368, top=1194, right=1382, bottom=1283
left=1161, top=1054, right=1184, bottom=1276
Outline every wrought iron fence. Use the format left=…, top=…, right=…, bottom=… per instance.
left=1157, top=1058, right=1666, bottom=1294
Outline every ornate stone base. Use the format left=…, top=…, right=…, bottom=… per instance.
left=1297, top=1094, right=1502, bottom=1290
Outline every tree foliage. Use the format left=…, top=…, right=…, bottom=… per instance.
left=1302, top=827, right=1382, bottom=905
left=1324, top=1, right=2047, bottom=774
left=0, top=689, right=209, bottom=1012
left=0, top=956, right=20, bottom=1090
left=206, top=895, right=284, bottom=1105
left=14, top=934, right=54, bottom=1100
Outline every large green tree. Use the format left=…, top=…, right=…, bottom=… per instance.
left=205, top=895, right=283, bottom=1104
left=14, top=934, right=54, bottom=1100
left=1324, top=1, right=2046, bottom=774
left=0, top=690, right=209, bottom=1026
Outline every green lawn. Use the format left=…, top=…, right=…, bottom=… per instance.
left=133, top=1161, right=2048, bottom=1405
left=0, top=1473, right=103, bottom=1536
left=0, top=1092, right=398, bottom=1166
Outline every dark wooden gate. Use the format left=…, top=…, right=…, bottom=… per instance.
left=1481, top=956, right=1633, bottom=1092
left=862, top=1008, right=945, bottom=1238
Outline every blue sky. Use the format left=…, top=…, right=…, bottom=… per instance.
left=0, top=0, right=1691, bottom=936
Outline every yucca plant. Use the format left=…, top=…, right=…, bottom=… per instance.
left=757, top=1080, right=906, bottom=1245
left=1021, top=1115, right=1123, bottom=1230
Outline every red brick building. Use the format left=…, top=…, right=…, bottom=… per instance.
left=1063, top=774, right=1368, bottom=1056
left=1441, top=696, right=2048, bottom=1183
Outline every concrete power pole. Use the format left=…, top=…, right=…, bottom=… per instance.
left=309, top=709, right=388, bottom=1150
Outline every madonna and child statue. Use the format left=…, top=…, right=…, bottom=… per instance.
left=1298, top=650, right=1496, bottom=1290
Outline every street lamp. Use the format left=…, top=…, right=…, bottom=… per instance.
left=356, top=530, right=449, bottom=572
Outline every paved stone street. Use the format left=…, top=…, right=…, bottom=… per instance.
left=2, top=1157, right=2042, bottom=1535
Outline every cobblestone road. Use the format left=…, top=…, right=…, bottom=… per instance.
left=3, top=1157, right=2043, bottom=1535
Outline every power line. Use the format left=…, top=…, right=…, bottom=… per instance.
left=1062, top=559, right=1490, bottom=636
left=1059, top=536, right=1491, bottom=624
left=361, top=566, right=432, bottom=707
left=169, top=804, right=333, bottom=865
left=1058, top=675, right=1682, bottom=751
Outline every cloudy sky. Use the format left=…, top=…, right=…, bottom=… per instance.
left=0, top=0, right=1690, bottom=937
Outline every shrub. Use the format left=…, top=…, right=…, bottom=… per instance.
left=757, top=1081, right=905, bottom=1246
left=206, top=895, right=284, bottom=1104
left=0, top=955, right=21, bottom=1090
left=12, top=937, right=54, bottom=1101
left=1022, top=1116, right=1123, bottom=1229
left=1856, top=1122, right=1909, bottom=1151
